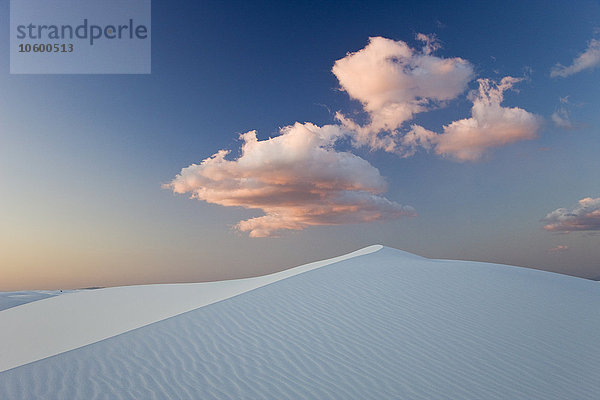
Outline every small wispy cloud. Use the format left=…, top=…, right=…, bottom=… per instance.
left=415, top=32, right=442, bottom=55
left=551, top=107, right=573, bottom=129
left=550, top=38, right=600, bottom=78
left=551, top=96, right=581, bottom=130
left=548, top=245, right=569, bottom=253
left=543, top=197, right=600, bottom=233
left=165, top=123, right=415, bottom=237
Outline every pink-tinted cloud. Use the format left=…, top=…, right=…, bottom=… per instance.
left=331, top=38, right=540, bottom=161
left=548, top=245, right=569, bottom=253
left=551, top=39, right=600, bottom=78
left=400, top=124, right=438, bottom=158
left=414, top=77, right=542, bottom=161
left=434, top=77, right=542, bottom=161
left=543, top=197, right=600, bottom=233
left=168, top=37, right=543, bottom=237
left=166, top=122, right=415, bottom=237
left=332, top=36, right=474, bottom=151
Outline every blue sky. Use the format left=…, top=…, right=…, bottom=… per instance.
left=1, top=0, right=599, bottom=290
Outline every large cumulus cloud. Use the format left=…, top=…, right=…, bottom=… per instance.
left=332, top=35, right=474, bottom=151
left=168, top=35, right=545, bottom=237
left=166, top=123, right=415, bottom=237
left=331, top=37, right=540, bottom=161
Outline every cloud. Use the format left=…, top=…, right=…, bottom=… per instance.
left=543, top=197, right=600, bottom=233
left=331, top=38, right=539, bottom=161
left=332, top=36, right=474, bottom=150
left=166, top=122, right=415, bottom=237
left=168, top=36, right=542, bottom=236
left=409, top=77, right=542, bottom=161
left=551, top=96, right=581, bottom=130
left=548, top=245, right=569, bottom=253
left=551, top=38, right=600, bottom=78
left=434, top=77, right=542, bottom=161
left=551, top=107, right=573, bottom=129
left=400, top=124, right=438, bottom=158
left=416, top=33, right=442, bottom=55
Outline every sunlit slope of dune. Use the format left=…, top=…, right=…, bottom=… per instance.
left=0, top=245, right=382, bottom=372
left=1, top=246, right=599, bottom=399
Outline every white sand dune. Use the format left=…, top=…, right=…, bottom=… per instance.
left=0, top=290, right=69, bottom=312
left=1, top=245, right=599, bottom=399
left=0, top=245, right=381, bottom=373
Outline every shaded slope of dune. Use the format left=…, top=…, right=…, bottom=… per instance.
left=1, top=246, right=599, bottom=399
left=0, top=291, right=65, bottom=312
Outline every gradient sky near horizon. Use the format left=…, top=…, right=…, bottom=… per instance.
left=1, top=0, right=599, bottom=291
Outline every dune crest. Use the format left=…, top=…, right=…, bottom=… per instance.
left=1, top=245, right=599, bottom=399
left=0, top=245, right=382, bottom=372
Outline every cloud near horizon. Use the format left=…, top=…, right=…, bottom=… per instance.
left=550, top=39, right=600, bottom=78
left=543, top=197, right=600, bottom=233
left=407, top=77, right=542, bottom=161
left=548, top=245, right=569, bottom=253
left=332, top=35, right=474, bottom=152
left=166, top=122, right=415, bottom=237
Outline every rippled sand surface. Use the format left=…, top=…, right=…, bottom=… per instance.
left=1, top=246, right=598, bottom=399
